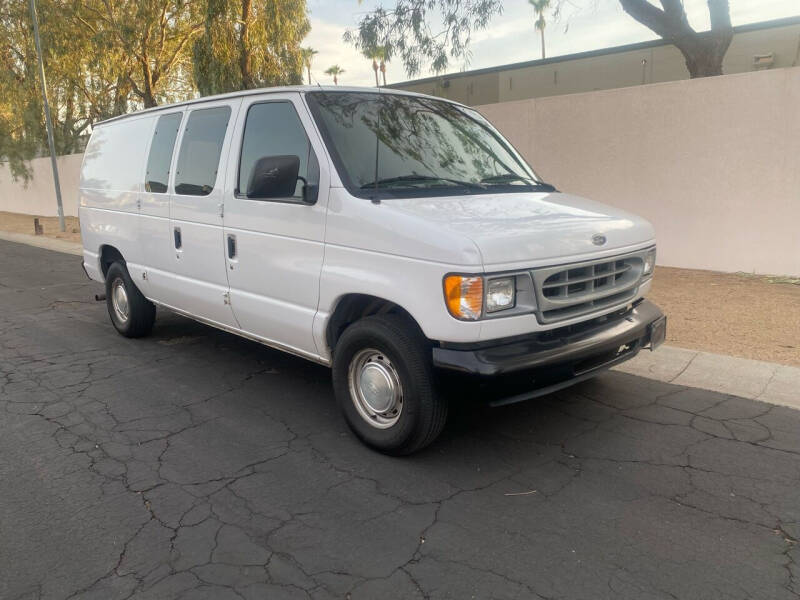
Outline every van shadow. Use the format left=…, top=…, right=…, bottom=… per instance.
left=148, top=310, right=799, bottom=480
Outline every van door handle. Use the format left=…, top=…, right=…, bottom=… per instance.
left=227, top=234, right=236, bottom=259
left=174, top=227, right=182, bottom=249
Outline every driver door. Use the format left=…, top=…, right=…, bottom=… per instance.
left=221, top=93, right=330, bottom=360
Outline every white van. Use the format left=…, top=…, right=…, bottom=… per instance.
left=80, top=86, right=665, bottom=454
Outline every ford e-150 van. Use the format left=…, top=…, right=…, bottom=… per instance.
left=79, top=86, right=666, bottom=454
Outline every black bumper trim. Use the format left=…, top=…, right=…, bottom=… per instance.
left=432, top=300, right=665, bottom=377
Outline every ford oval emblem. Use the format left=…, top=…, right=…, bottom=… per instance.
left=592, top=234, right=607, bottom=246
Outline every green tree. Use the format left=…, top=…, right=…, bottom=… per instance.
left=348, top=0, right=734, bottom=79
left=300, top=47, right=318, bottom=85
left=82, top=0, right=204, bottom=107
left=193, top=0, right=310, bottom=96
left=375, top=46, right=389, bottom=86
left=363, top=46, right=388, bottom=87
left=324, top=64, right=344, bottom=85
left=364, top=48, right=379, bottom=87
left=528, top=0, right=550, bottom=59
left=0, top=0, right=140, bottom=179
left=1, top=0, right=313, bottom=181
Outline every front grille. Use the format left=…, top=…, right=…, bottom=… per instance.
left=531, top=252, right=646, bottom=323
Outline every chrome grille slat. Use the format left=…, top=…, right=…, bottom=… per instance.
left=541, top=264, right=631, bottom=288
left=531, top=250, right=648, bottom=324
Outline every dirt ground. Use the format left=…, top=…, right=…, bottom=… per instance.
left=0, top=211, right=82, bottom=243
left=0, top=212, right=798, bottom=367
left=648, top=266, right=800, bottom=367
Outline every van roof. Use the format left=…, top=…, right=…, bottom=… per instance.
left=96, top=85, right=468, bottom=126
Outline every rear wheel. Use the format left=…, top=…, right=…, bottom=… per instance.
left=105, top=261, right=156, bottom=338
left=332, top=314, right=447, bottom=455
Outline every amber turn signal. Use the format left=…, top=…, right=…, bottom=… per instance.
left=443, top=275, right=483, bottom=320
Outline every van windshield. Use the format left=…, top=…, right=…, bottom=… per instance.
left=305, top=91, right=550, bottom=200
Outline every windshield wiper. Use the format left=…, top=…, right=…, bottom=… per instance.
left=360, top=175, right=485, bottom=191
left=480, top=174, right=557, bottom=191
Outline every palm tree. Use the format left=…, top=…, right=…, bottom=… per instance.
left=324, top=65, right=344, bottom=85
left=363, top=47, right=382, bottom=87
left=528, top=0, right=551, bottom=59
left=300, top=47, right=318, bottom=85
left=376, top=46, right=388, bottom=86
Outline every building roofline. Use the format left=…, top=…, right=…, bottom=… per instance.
left=388, top=15, right=800, bottom=88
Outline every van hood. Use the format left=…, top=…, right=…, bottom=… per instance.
left=385, top=191, right=655, bottom=267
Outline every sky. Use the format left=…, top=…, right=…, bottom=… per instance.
left=304, top=0, right=800, bottom=87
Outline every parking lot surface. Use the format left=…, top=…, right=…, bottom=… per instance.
left=1, top=240, right=799, bottom=600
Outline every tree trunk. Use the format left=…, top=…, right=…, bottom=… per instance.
left=141, top=63, right=157, bottom=108
left=380, top=61, right=386, bottom=86
left=675, top=31, right=732, bottom=77
left=112, top=75, right=130, bottom=116
left=683, top=50, right=724, bottom=77
left=373, top=59, right=379, bottom=87
left=618, top=0, right=733, bottom=79
left=307, top=65, right=311, bottom=85
left=239, top=0, right=253, bottom=89
left=540, top=27, right=545, bottom=59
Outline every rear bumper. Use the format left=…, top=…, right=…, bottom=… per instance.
left=432, top=300, right=666, bottom=405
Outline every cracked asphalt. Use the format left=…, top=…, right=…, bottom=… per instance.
left=1, top=239, right=798, bottom=600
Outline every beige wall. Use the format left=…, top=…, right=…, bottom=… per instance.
left=479, top=66, right=800, bottom=276
left=0, top=153, right=83, bottom=217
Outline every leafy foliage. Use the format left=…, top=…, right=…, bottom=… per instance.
left=0, top=0, right=134, bottom=179
left=324, top=64, right=345, bottom=85
left=193, top=0, right=310, bottom=95
left=301, top=47, right=318, bottom=85
left=345, top=0, right=503, bottom=77
left=1, top=0, right=309, bottom=180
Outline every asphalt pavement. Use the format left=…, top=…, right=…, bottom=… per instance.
left=1, top=239, right=798, bottom=600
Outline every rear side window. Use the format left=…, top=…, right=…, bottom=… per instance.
left=238, top=102, right=318, bottom=199
left=81, top=118, right=148, bottom=192
left=174, top=106, right=231, bottom=196
left=144, top=113, right=182, bottom=193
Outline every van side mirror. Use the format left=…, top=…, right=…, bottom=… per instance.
left=247, top=155, right=301, bottom=199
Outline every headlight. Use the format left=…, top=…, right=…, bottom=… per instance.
left=443, top=275, right=483, bottom=320
left=486, top=277, right=515, bottom=313
left=643, top=248, right=656, bottom=276
left=443, top=275, right=519, bottom=320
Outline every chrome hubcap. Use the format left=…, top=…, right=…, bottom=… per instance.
left=348, top=349, right=403, bottom=429
left=111, top=279, right=129, bottom=323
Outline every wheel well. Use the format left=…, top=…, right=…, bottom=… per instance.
left=99, top=245, right=125, bottom=278
left=326, top=294, right=420, bottom=354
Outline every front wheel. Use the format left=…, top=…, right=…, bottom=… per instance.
left=105, top=261, right=156, bottom=338
left=332, top=314, right=447, bottom=455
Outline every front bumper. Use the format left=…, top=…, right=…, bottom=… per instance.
left=433, top=300, right=666, bottom=405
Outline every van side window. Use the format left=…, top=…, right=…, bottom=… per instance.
left=238, top=102, right=319, bottom=200
left=174, top=106, right=231, bottom=196
left=144, top=113, right=182, bottom=193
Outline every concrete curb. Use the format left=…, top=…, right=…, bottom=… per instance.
left=0, top=231, right=82, bottom=256
left=615, top=345, right=800, bottom=411
left=2, top=231, right=798, bottom=411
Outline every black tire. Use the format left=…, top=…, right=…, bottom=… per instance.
left=105, top=261, right=156, bottom=338
left=332, top=314, right=448, bottom=455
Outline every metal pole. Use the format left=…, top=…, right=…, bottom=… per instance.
left=29, top=0, right=65, bottom=232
